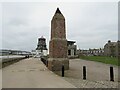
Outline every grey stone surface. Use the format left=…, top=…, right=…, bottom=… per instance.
left=48, top=58, right=69, bottom=71
left=54, top=59, right=119, bottom=88
left=64, top=78, right=119, bottom=88
left=2, top=58, right=76, bottom=88
left=0, top=69, right=2, bottom=89
left=48, top=8, right=69, bottom=71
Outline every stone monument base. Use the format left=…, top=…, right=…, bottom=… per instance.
left=48, top=58, right=69, bottom=71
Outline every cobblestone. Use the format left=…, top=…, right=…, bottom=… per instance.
left=64, top=77, right=119, bottom=88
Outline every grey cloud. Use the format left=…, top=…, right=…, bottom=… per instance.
left=7, top=18, right=28, bottom=26
left=2, top=2, right=118, bottom=51
left=0, top=3, right=2, bottom=49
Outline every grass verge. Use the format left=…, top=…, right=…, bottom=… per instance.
left=80, top=56, right=119, bottom=66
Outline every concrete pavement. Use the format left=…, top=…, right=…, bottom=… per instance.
left=2, top=58, right=76, bottom=88
left=55, top=59, right=119, bottom=88
left=0, top=69, right=2, bottom=89
left=0, top=58, right=2, bottom=89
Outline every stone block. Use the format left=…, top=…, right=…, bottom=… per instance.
left=48, top=58, right=69, bottom=71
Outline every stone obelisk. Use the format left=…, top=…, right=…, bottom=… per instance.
left=48, top=8, right=69, bottom=71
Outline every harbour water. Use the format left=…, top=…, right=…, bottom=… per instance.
left=0, top=55, right=25, bottom=59
left=0, top=55, right=25, bottom=65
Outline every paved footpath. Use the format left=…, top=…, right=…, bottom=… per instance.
left=0, top=68, right=2, bottom=89
left=59, top=59, right=120, bottom=88
left=0, top=58, right=2, bottom=89
left=2, top=58, right=76, bottom=88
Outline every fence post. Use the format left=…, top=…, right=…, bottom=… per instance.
left=83, top=66, right=86, bottom=80
left=110, top=66, right=114, bottom=81
left=62, top=65, right=64, bottom=77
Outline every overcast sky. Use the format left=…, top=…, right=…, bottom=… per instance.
left=1, top=1, right=118, bottom=51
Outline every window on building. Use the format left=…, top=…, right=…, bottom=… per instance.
left=74, top=51, right=76, bottom=55
left=68, top=50, right=71, bottom=55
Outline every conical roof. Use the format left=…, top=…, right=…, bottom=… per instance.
left=55, top=8, right=62, bottom=14
left=52, top=8, right=65, bottom=20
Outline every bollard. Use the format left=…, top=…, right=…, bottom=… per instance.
left=83, top=66, right=86, bottom=80
left=62, top=65, right=64, bottom=77
left=110, top=66, right=114, bottom=81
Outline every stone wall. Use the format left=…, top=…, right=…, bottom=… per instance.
left=49, top=39, right=67, bottom=58
left=48, top=58, right=69, bottom=71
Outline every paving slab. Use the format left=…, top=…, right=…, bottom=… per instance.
left=55, top=59, right=119, bottom=88
left=63, top=59, right=119, bottom=81
left=0, top=69, right=2, bottom=89
left=2, top=58, right=76, bottom=88
left=0, top=58, right=2, bottom=89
